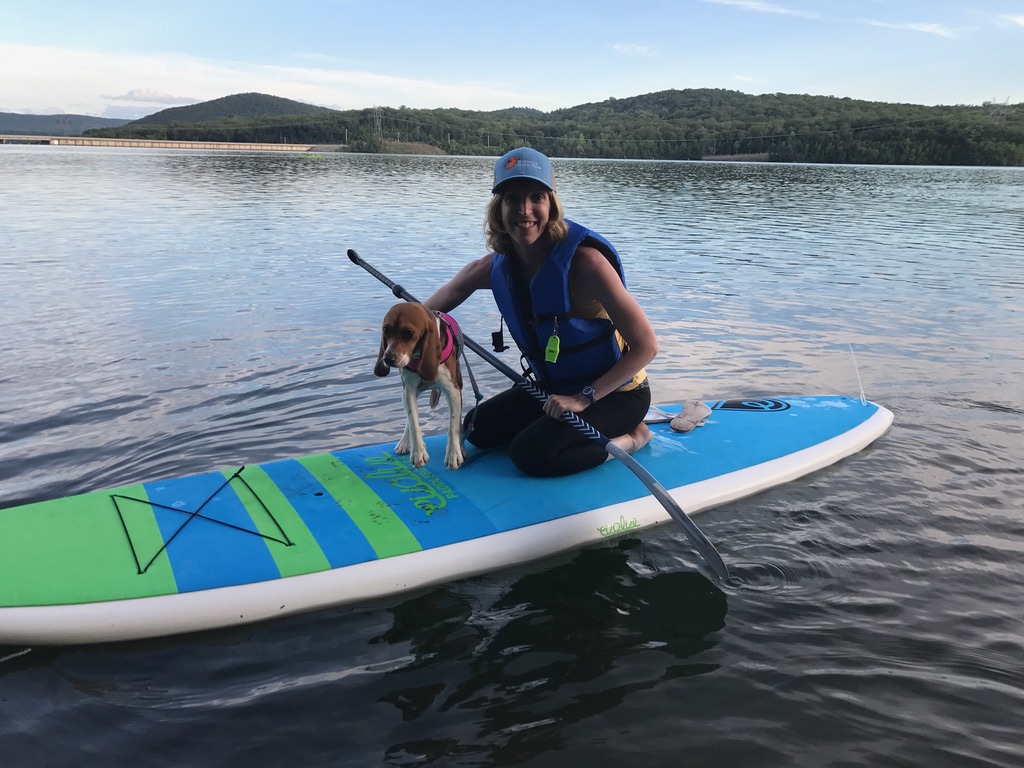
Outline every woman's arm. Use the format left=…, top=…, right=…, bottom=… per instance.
left=423, top=254, right=493, bottom=313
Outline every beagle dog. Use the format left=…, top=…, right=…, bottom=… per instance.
left=375, top=302, right=465, bottom=470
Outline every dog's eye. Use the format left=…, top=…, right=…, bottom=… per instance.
left=400, top=329, right=415, bottom=341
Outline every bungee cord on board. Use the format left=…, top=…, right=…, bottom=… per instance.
left=848, top=343, right=867, bottom=406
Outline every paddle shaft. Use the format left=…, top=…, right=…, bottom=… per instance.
left=348, top=249, right=729, bottom=581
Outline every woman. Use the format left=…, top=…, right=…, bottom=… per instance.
left=424, top=147, right=657, bottom=477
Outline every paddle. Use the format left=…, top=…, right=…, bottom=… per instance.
left=348, top=248, right=730, bottom=581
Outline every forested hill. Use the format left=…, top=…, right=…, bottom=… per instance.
left=130, top=92, right=332, bottom=126
left=86, top=89, right=1024, bottom=166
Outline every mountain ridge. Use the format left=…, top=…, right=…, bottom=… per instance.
left=129, top=92, right=331, bottom=126
left=0, top=112, right=130, bottom=136
left=7, top=90, right=1021, bottom=166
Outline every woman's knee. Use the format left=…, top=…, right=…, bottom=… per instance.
left=508, top=433, right=604, bottom=478
left=508, top=444, right=555, bottom=477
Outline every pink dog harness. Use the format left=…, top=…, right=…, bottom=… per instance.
left=407, top=311, right=460, bottom=373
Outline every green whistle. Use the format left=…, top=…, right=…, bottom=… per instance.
left=545, top=334, right=560, bottom=363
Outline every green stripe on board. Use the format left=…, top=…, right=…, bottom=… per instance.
left=298, top=453, right=422, bottom=559
left=224, top=466, right=332, bottom=578
left=0, top=483, right=178, bottom=607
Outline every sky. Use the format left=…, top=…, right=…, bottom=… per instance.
left=2, top=1, right=1022, bottom=119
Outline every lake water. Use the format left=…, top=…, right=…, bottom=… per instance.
left=1, top=146, right=1022, bottom=767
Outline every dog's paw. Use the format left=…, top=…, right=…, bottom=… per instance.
left=395, top=435, right=410, bottom=455
left=410, top=443, right=430, bottom=468
left=444, top=440, right=465, bottom=470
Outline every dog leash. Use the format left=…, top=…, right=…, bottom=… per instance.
left=451, top=321, right=485, bottom=446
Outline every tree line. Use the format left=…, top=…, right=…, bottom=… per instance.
left=85, top=88, right=1024, bottom=166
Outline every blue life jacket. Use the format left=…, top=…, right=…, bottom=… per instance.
left=490, top=220, right=626, bottom=394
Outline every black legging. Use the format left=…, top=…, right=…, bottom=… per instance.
left=464, top=381, right=651, bottom=477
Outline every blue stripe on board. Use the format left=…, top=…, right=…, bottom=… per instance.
left=257, top=458, right=380, bottom=568
left=143, top=471, right=281, bottom=593
left=337, top=443, right=500, bottom=549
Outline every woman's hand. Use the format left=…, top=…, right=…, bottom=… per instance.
left=543, top=393, right=588, bottom=419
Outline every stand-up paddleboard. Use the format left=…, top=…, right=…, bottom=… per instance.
left=0, top=396, right=892, bottom=645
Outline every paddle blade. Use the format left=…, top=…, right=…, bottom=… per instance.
left=606, top=443, right=730, bottom=581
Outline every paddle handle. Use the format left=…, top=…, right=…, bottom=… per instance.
left=347, top=250, right=608, bottom=443
left=348, top=249, right=729, bottom=581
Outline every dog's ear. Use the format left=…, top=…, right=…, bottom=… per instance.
left=416, top=308, right=441, bottom=381
left=374, top=331, right=390, bottom=377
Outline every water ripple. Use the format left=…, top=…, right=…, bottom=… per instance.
left=2, top=149, right=1023, bottom=767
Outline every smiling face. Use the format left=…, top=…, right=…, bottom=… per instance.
left=499, top=179, right=552, bottom=254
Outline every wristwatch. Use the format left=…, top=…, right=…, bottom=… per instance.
left=581, top=385, right=596, bottom=406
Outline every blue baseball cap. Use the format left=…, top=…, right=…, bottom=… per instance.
left=492, top=147, right=555, bottom=193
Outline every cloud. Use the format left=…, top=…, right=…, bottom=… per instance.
left=702, top=0, right=820, bottom=19
left=101, top=89, right=198, bottom=105
left=255, top=61, right=535, bottom=110
left=861, top=19, right=955, bottom=38
left=612, top=43, right=657, bottom=58
left=0, top=43, right=540, bottom=117
left=1002, top=15, right=1024, bottom=28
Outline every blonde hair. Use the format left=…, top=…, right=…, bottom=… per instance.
left=485, top=188, right=569, bottom=255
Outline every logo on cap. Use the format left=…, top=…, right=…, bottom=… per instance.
left=493, top=147, right=554, bottom=193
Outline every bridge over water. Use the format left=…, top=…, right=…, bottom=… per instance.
left=0, top=135, right=325, bottom=151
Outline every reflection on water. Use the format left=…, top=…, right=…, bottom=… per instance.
left=374, top=544, right=726, bottom=763
left=1, top=147, right=1023, bottom=767
left=11, top=541, right=723, bottom=766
